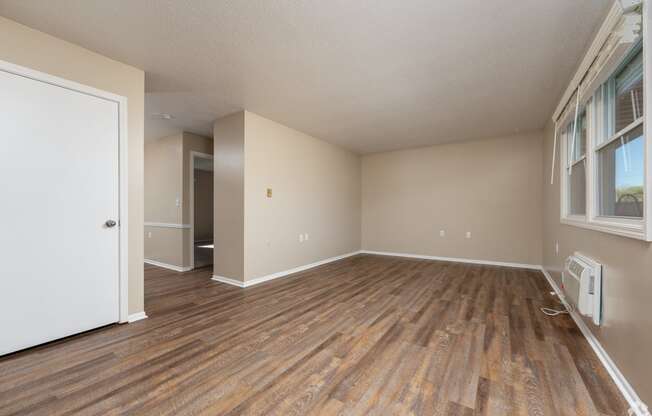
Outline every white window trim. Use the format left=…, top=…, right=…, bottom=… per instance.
left=559, top=54, right=649, bottom=241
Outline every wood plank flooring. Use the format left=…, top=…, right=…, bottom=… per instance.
left=0, top=254, right=627, bottom=415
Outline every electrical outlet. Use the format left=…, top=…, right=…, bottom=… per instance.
left=175, top=197, right=180, bottom=207
left=439, top=230, right=445, bottom=237
left=465, top=231, right=472, bottom=239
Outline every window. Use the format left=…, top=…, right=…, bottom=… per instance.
left=565, top=111, right=587, bottom=216
left=561, top=45, right=649, bottom=240
left=597, top=124, right=644, bottom=217
left=597, top=50, right=645, bottom=219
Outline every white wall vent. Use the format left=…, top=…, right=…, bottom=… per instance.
left=563, top=253, right=603, bottom=325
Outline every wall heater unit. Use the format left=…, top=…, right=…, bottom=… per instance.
left=562, top=253, right=602, bottom=325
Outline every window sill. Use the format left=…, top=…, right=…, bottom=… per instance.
left=560, top=216, right=649, bottom=241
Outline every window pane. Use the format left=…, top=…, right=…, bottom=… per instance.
left=569, top=161, right=586, bottom=215
left=598, top=124, right=644, bottom=218
left=615, top=50, right=643, bottom=132
left=567, top=110, right=587, bottom=162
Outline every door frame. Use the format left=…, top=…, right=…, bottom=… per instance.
left=189, top=151, right=214, bottom=270
left=0, top=59, right=130, bottom=323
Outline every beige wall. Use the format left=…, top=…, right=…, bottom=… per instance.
left=143, top=227, right=187, bottom=267
left=361, top=133, right=543, bottom=266
left=145, top=134, right=183, bottom=224
left=542, top=120, right=652, bottom=404
left=194, top=169, right=214, bottom=242
left=213, top=112, right=246, bottom=281
left=144, top=133, right=184, bottom=266
left=144, top=132, right=212, bottom=268
left=0, top=17, right=145, bottom=314
left=243, top=111, right=361, bottom=280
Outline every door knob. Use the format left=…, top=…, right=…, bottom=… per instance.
left=105, top=219, right=117, bottom=228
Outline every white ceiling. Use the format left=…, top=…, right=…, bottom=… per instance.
left=0, top=0, right=611, bottom=153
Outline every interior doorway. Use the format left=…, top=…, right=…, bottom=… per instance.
left=190, top=151, right=214, bottom=269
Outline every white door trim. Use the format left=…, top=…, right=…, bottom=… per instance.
left=189, top=151, right=214, bottom=270
left=0, top=59, right=130, bottom=324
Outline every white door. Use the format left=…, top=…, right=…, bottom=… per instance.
left=0, top=67, right=121, bottom=355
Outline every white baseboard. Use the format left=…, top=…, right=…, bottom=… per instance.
left=540, top=268, right=650, bottom=416
left=211, top=274, right=246, bottom=288
left=144, top=259, right=193, bottom=272
left=211, top=250, right=539, bottom=289
left=212, top=251, right=362, bottom=288
left=127, top=311, right=148, bottom=323
left=359, top=250, right=541, bottom=270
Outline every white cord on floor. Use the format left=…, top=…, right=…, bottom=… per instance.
left=540, top=307, right=569, bottom=316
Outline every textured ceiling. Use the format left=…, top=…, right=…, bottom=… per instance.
left=0, top=0, right=610, bottom=153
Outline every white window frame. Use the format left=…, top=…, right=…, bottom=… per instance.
left=560, top=42, right=651, bottom=241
